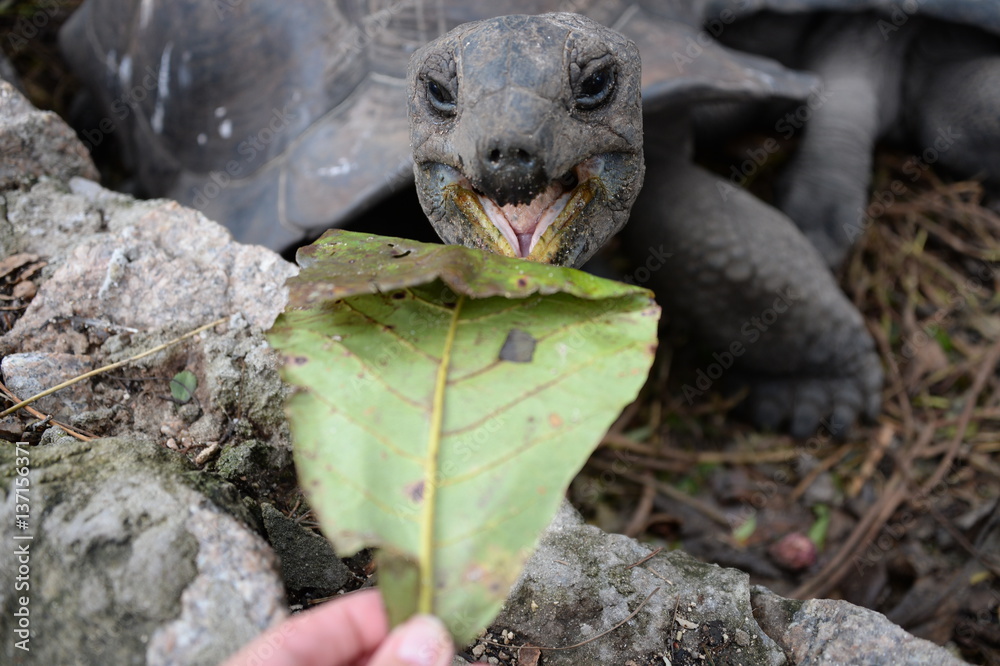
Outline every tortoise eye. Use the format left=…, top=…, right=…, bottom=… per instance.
left=575, top=62, right=616, bottom=110
left=426, top=77, right=456, bottom=116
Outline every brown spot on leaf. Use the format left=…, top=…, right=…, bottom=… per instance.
left=406, top=480, right=425, bottom=503
left=287, top=355, right=309, bottom=365
left=499, top=329, right=536, bottom=363
left=548, top=413, right=563, bottom=428
left=516, top=277, right=528, bottom=287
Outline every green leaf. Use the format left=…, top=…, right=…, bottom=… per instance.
left=808, top=504, right=830, bottom=550
left=287, top=228, right=645, bottom=307
left=170, top=370, right=198, bottom=403
left=732, top=513, right=757, bottom=545
left=268, top=229, right=659, bottom=644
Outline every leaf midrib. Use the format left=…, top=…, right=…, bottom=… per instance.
left=419, top=294, right=465, bottom=614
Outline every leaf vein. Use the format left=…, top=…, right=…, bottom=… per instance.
left=444, top=339, right=647, bottom=436
left=310, top=391, right=424, bottom=463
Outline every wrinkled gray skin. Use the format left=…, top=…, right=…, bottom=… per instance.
left=626, top=117, right=882, bottom=434
left=407, top=14, right=644, bottom=267
left=57, top=1, right=1000, bottom=436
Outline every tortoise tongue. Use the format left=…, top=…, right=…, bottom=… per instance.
left=516, top=233, right=532, bottom=257
left=477, top=182, right=570, bottom=258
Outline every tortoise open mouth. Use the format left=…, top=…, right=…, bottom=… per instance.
left=444, top=157, right=605, bottom=262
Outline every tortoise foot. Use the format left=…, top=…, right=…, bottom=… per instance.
left=736, top=357, right=883, bottom=439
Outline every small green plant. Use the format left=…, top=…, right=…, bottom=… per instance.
left=169, top=370, right=198, bottom=404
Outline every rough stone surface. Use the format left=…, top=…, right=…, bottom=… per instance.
left=261, top=503, right=353, bottom=595
left=3, top=182, right=296, bottom=342
left=0, top=79, right=98, bottom=191
left=216, top=439, right=289, bottom=484
left=479, top=503, right=970, bottom=665
left=752, top=587, right=969, bottom=666
left=0, top=177, right=298, bottom=462
left=0, top=435, right=287, bottom=666
left=488, top=503, right=786, bottom=665
left=1, top=351, right=93, bottom=416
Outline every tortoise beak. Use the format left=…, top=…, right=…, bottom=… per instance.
left=444, top=157, right=605, bottom=263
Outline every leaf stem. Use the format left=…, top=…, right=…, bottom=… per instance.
left=419, top=293, right=464, bottom=613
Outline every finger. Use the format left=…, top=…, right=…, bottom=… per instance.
left=223, top=588, right=389, bottom=666
left=366, top=614, right=455, bottom=666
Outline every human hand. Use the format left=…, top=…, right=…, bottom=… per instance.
left=223, top=588, right=456, bottom=666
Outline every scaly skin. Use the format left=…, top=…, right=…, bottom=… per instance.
left=625, top=139, right=882, bottom=437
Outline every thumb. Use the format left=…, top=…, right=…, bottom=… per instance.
left=367, top=614, right=455, bottom=666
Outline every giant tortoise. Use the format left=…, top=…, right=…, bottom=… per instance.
left=58, top=1, right=1000, bottom=436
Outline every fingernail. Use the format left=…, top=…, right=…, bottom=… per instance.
left=395, top=615, right=452, bottom=666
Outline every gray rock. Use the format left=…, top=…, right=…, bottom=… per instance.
left=489, top=502, right=786, bottom=665
left=0, top=435, right=287, bottom=666
left=1, top=351, right=92, bottom=417
left=481, top=503, right=969, bottom=665
left=261, top=503, right=353, bottom=595
left=1, top=177, right=298, bottom=462
left=3, top=183, right=297, bottom=340
left=2, top=178, right=112, bottom=263
left=215, top=439, right=292, bottom=488
left=0, top=80, right=98, bottom=192
left=752, top=587, right=968, bottom=666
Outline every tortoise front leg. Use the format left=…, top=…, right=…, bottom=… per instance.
left=623, top=155, right=882, bottom=437
left=774, top=13, right=910, bottom=269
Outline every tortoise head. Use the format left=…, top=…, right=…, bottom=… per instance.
left=407, top=12, right=644, bottom=268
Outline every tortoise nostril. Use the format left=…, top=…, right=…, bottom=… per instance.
left=486, top=145, right=536, bottom=170
left=477, top=139, right=548, bottom=205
